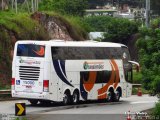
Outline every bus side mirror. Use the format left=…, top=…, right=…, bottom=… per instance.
left=128, top=61, right=140, bottom=73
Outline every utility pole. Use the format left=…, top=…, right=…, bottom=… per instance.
left=146, top=0, right=150, bottom=28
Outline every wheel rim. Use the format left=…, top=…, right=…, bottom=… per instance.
left=73, top=93, right=78, bottom=103
left=107, top=92, right=111, bottom=101
left=115, top=91, right=120, bottom=100
left=63, top=94, right=68, bottom=104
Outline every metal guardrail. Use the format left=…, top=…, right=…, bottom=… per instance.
left=132, top=84, right=142, bottom=87
left=0, top=89, right=11, bottom=95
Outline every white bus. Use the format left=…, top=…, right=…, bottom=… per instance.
left=12, top=40, right=139, bottom=105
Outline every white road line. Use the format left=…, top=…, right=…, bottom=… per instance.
left=130, top=101, right=158, bottom=104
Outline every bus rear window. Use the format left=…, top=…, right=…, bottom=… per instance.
left=17, top=44, right=45, bottom=57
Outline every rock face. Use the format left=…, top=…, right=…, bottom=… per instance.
left=31, top=12, right=87, bottom=41
left=47, top=20, right=72, bottom=40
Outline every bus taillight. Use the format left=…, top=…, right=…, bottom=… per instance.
left=11, top=78, right=15, bottom=90
left=43, top=80, right=49, bottom=92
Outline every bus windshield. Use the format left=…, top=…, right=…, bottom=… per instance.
left=17, top=44, right=45, bottom=57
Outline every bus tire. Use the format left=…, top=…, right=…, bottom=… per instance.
left=107, top=91, right=112, bottom=102
left=63, top=92, right=71, bottom=105
left=29, top=99, right=38, bottom=105
left=107, top=88, right=114, bottom=102
left=114, top=90, right=121, bottom=102
left=72, top=91, right=79, bottom=104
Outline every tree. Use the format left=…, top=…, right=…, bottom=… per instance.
left=137, top=18, right=160, bottom=95
left=39, top=0, right=88, bottom=16
left=151, top=0, right=160, bottom=15
left=83, top=16, right=138, bottom=44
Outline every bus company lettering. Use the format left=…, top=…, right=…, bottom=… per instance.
left=83, top=61, right=104, bottom=70
left=19, top=59, right=40, bottom=65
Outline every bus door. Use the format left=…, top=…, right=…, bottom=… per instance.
left=121, top=46, right=133, bottom=97
left=124, top=63, right=133, bottom=97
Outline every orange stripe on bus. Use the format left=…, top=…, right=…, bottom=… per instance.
left=98, top=94, right=107, bottom=99
left=98, top=61, right=115, bottom=95
left=33, top=46, right=45, bottom=56
left=111, top=60, right=120, bottom=89
left=83, top=71, right=97, bottom=92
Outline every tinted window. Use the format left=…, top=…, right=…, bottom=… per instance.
left=17, top=44, right=45, bottom=57
left=51, top=47, right=122, bottom=60
left=96, top=71, right=112, bottom=83
left=121, top=47, right=131, bottom=70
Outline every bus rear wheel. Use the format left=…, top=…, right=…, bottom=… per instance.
left=107, top=91, right=112, bottom=102
left=29, top=99, right=38, bottom=105
left=63, top=92, right=71, bottom=105
left=114, top=90, right=121, bottom=102
left=107, top=89, right=114, bottom=102
left=72, top=91, right=79, bottom=104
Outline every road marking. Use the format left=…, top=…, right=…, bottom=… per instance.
left=130, top=101, right=158, bottom=104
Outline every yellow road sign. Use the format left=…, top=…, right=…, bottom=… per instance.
left=15, top=103, right=26, bottom=116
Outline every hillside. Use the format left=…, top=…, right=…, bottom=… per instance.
left=0, top=11, right=88, bottom=88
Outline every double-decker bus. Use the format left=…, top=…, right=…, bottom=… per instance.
left=12, top=40, right=139, bottom=105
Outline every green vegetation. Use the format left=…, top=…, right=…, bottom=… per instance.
left=0, top=11, right=88, bottom=87
left=133, top=71, right=143, bottom=84
left=0, top=12, right=48, bottom=40
left=0, top=84, right=10, bottom=90
left=83, top=16, right=138, bottom=44
left=15, top=117, right=28, bottom=120
left=0, top=12, right=48, bottom=83
left=132, top=87, right=149, bottom=95
left=152, top=102, right=160, bottom=119
left=61, top=15, right=89, bottom=40
left=137, top=19, right=160, bottom=95
left=39, top=0, right=88, bottom=16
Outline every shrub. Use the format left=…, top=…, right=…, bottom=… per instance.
left=39, top=0, right=88, bottom=16
left=137, top=18, right=160, bottom=95
left=83, top=16, right=138, bottom=44
left=152, top=102, right=160, bottom=118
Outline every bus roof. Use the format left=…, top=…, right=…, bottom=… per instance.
left=16, top=40, right=127, bottom=48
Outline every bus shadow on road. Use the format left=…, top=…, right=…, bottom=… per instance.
left=26, top=99, right=124, bottom=108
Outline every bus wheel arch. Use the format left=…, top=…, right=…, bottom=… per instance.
left=63, top=89, right=71, bottom=105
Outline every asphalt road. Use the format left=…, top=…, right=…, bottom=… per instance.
left=0, top=95, right=158, bottom=120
